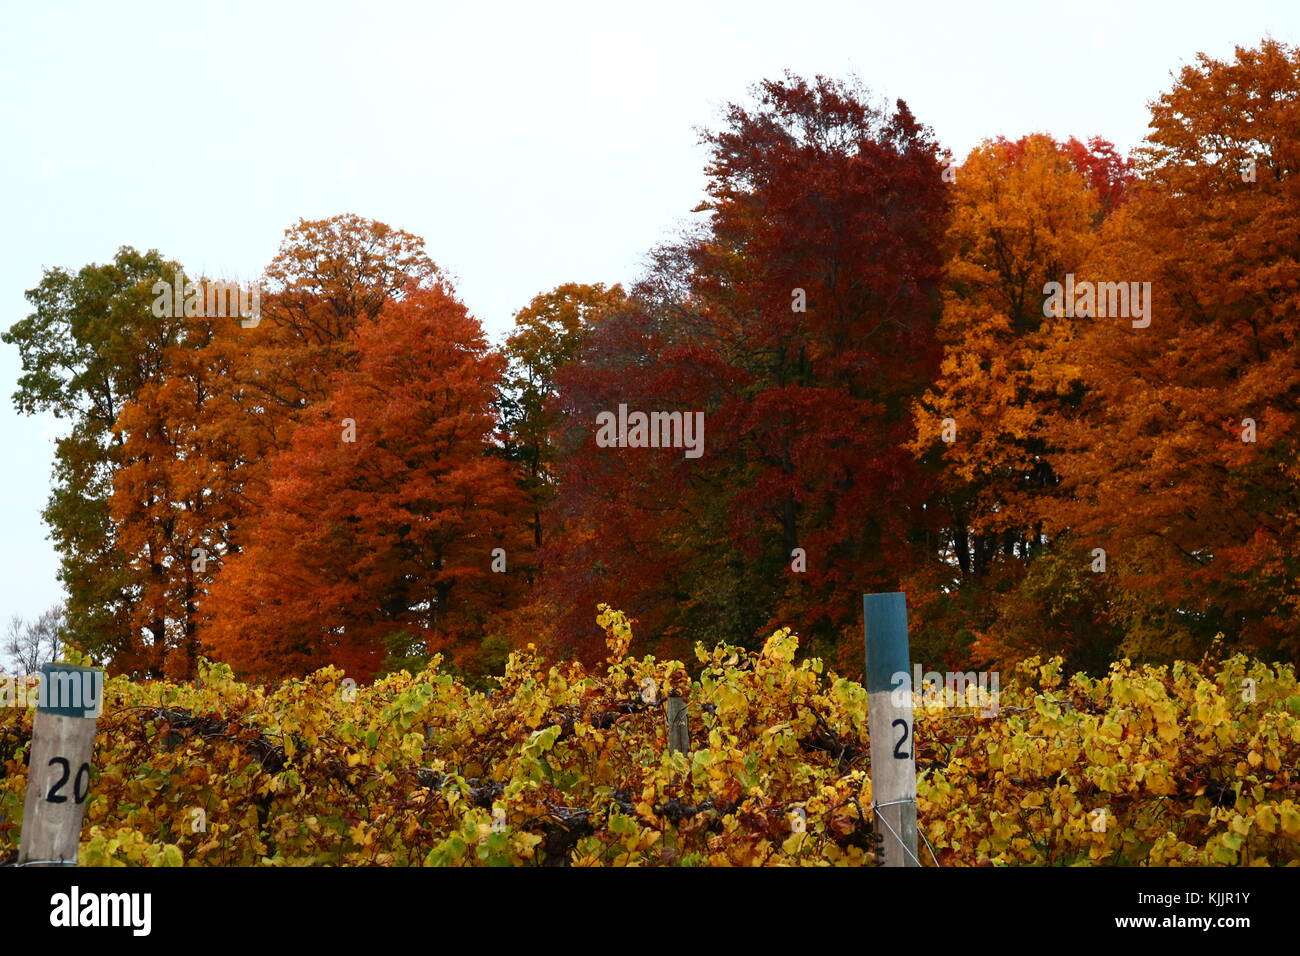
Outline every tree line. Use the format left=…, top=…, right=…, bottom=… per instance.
left=5, top=39, right=1297, bottom=681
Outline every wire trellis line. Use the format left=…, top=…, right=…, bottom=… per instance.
left=871, top=796, right=940, bottom=867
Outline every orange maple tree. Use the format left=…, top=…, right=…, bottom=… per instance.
left=106, top=215, right=441, bottom=678
left=906, top=133, right=1130, bottom=670
left=201, top=283, right=529, bottom=680
left=109, top=308, right=254, bottom=678
left=1047, top=39, right=1300, bottom=660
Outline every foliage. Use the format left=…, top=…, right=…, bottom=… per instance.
left=1047, top=39, right=1300, bottom=660
left=5, top=43, right=1298, bottom=689
left=2, top=610, right=1296, bottom=867
left=3, top=247, right=186, bottom=668
left=905, top=134, right=1112, bottom=666
left=201, top=284, right=529, bottom=681
left=542, top=74, right=948, bottom=660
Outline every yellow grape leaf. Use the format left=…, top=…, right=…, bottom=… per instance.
left=1278, top=802, right=1300, bottom=839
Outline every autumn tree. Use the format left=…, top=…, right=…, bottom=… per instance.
left=1056, top=135, right=1134, bottom=218
left=109, top=307, right=253, bottom=677
left=3, top=247, right=186, bottom=669
left=677, top=74, right=948, bottom=658
left=1047, top=39, right=1300, bottom=660
left=541, top=298, right=734, bottom=661
left=216, top=214, right=442, bottom=522
left=903, top=134, right=1138, bottom=668
left=913, top=135, right=1130, bottom=570
left=103, top=215, right=441, bottom=677
left=201, top=283, right=528, bottom=680
left=540, top=74, right=948, bottom=663
left=501, top=283, right=627, bottom=555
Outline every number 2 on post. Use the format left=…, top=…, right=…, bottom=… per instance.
left=891, top=718, right=910, bottom=759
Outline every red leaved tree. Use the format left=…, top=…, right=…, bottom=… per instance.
left=537, top=74, right=949, bottom=663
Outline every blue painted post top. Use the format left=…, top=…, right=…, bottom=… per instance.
left=36, top=663, right=105, bottom=718
left=863, top=592, right=910, bottom=694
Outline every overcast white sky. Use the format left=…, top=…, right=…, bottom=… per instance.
left=1, top=1, right=1296, bottom=641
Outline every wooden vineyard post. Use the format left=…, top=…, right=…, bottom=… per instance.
left=665, top=695, right=689, bottom=755
left=18, top=663, right=104, bottom=866
left=863, top=592, right=919, bottom=867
